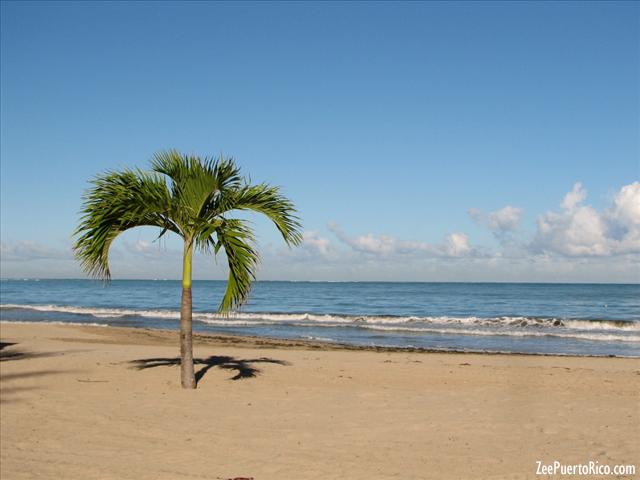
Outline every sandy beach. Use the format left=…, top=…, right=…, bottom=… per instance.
left=1, top=322, right=638, bottom=479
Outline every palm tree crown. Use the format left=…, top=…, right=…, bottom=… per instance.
left=73, top=150, right=302, bottom=310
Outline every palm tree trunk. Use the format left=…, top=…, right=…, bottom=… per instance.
left=180, top=239, right=196, bottom=389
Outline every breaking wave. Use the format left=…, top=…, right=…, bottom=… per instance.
left=1, top=303, right=638, bottom=343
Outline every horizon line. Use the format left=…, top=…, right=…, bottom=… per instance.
left=1, top=277, right=638, bottom=286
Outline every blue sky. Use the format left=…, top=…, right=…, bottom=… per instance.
left=1, top=1, right=638, bottom=282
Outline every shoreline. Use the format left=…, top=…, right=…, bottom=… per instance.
left=2, top=320, right=638, bottom=359
left=3, top=283, right=638, bottom=358
left=1, top=322, right=639, bottom=479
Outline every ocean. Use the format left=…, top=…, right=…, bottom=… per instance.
left=1, top=279, right=638, bottom=357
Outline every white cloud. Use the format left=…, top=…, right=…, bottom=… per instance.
left=444, top=233, right=471, bottom=257
left=535, top=206, right=609, bottom=256
left=121, top=239, right=181, bottom=260
left=489, top=206, right=522, bottom=231
left=609, top=182, right=640, bottom=225
left=469, top=205, right=524, bottom=255
left=300, top=231, right=332, bottom=257
left=606, top=182, right=640, bottom=254
left=533, top=181, right=640, bottom=257
left=469, top=205, right=522, bottom=234
left=560, top=181, right=587, bottom=210
left=328, top=223, right=474, bottom=258
left=331, top=229, right=402, bottom=255
left=270, top=230, right=336, bottom=269
left=0, top=241, right=71, bottom=261
left=129, top=240, right=153, bottom=253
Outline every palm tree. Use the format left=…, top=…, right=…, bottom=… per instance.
left=73, top=150, right=302, bottom=389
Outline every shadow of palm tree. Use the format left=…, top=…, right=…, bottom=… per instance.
left=130, top=355, right=289, bottom=383
left=0, top=341, right=61, bottom=362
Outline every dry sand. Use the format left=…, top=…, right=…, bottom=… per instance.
left=1, top=322, right=638, bottom=479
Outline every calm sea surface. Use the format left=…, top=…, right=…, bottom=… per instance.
left=1, top=280, right=638, bottom=357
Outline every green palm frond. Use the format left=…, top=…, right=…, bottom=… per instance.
left=216, top=183, right=303, bottom=246
left=151, top=150, right=242, bottom=226
left=215, top=219, right=259, bottom=311
left=192, top=218, right=223, bottom=254
left=73, top=169, right=176, bottom=280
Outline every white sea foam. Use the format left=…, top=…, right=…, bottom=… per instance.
left=359, top=325, right=640, bottom=343
left=302, top=335, right=336, bottom=342
left=1, top=304, right=179, bottom=319
left=1, top=303, right=638, bottom=343
left=0, top=320, right=108, bottom=328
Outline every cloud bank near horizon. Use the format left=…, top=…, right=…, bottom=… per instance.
left=2, top=181, right=639, bottom=282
